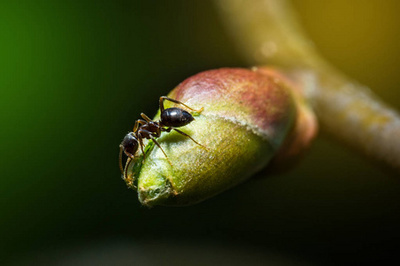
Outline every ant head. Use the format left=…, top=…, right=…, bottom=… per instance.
left=119, top=132, right=140, bottom=179
left=161, top=107, right=194, bottom=127
left=121, top=133, right=139, bottom=158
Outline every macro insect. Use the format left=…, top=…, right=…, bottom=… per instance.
left=119, top=96, right=206, bottom=180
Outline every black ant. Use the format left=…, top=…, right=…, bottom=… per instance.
left=119, top=96, right=206, bottom=181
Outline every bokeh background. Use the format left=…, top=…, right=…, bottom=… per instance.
left=1, top=0, right=400, bottom=265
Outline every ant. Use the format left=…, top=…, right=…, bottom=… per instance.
left=119, top=96, right=206, bottom=181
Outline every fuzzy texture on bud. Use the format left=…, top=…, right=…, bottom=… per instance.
left=123, top=67, right=317, bottom=206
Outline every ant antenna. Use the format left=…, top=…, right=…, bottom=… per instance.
left=123, top=157, right=137, bottom=189
left=119, top=145, right=124, bottom=175
left=124, top=157, right=132, bottom=180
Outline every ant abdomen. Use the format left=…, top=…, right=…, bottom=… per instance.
left=161, top=107, right=194, bottom=128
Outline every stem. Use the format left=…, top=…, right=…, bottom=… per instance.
left=216, top=0, right=400, bottom=170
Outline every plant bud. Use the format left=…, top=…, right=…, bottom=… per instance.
left=123, top=67, right=317, bottom=206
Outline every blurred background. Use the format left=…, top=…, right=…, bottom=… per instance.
left=1, top=0, right=400, bottom=265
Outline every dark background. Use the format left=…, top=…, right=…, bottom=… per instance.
left=1, top=0, right=400, bottom=265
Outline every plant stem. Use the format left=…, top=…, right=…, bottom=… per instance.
left=216, top=0, right=400, bottom=170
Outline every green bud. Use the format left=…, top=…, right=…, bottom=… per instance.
left=122, top=67, right=317, bottom=206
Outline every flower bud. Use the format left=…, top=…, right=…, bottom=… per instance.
left=123, top=67, right=317, bottom=206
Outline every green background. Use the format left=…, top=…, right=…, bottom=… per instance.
left=1, top=0, right=400, bottom=264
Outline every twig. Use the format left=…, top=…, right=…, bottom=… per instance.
left=216, top=0, right=400, bottom=170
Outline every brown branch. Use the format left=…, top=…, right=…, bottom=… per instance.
left=215, top=0, right=400, bottom=170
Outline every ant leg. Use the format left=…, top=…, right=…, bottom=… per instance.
left=160, top=96, right=204, bottom=113
left=172, top=128, right=208, bottom=150
left=137, top=133, right=146, bottom=161
left=149, top=135, right=173, bottom=166
left=138, top=129, right=172, bottom=166
left=140, top=113, right=152, bottom=122
left=133, top=119, right=146, bottom=132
